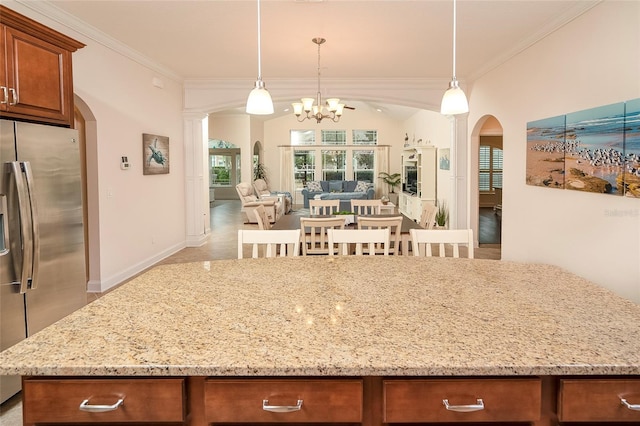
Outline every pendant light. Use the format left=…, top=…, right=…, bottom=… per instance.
left=246, top=0, right=274, bottom=115
left=440, top=0, right=468, bottom=115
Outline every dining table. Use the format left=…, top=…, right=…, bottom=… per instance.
left=271, top=212, right=422, bottom=255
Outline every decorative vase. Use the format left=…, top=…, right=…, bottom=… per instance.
left=381, top=195, right=390, bottom=205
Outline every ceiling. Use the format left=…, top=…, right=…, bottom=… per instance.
left=33, top=0, right=600, bottom=117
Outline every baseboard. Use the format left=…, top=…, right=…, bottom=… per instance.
left=87, top=241, right=186, bottom=293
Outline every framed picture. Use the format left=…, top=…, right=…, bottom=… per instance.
left=439, top=148, right=450, bottom=170
left=142, top=133, right=170, bottom=175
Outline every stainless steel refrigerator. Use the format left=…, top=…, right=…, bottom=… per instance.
left=0, top=119, right=87, bottom=403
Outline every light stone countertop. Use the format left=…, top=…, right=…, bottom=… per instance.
left=1, top=256, right=639, bottom=377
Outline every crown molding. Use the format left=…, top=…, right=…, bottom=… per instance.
left=16, top=0, right=183, bottom=82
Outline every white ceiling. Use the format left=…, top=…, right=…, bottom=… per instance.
left=33, top=0, right=600, bottom=116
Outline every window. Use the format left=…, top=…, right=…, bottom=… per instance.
left=353, top=130, right=377, bottom=145
left=294, top=150, right=315, bottom=187
left=479, top=145, right=503, bottom=192
left=353, top=150, right=374, bottom=182
left=322, top=150, right=346, bottom=181
left=291, top=130, right=315, bottom=145
left=321, top=130, right=346, bottom=145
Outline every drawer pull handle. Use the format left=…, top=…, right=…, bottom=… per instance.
left=621, top=398, right=640, bottom=411
left=262, top=399, right=303, bottom=413
left=443, top=398, right=485, bottom=412
left=79, top=398, right=124, bottom=412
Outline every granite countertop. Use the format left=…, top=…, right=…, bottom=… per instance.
left=1, top=256, right=639, bottom=377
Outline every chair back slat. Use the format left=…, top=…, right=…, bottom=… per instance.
left=350, top=199, right=382, bottom=215
left=357, top=216, right=403, bottom=255
left=309, top=199, right=341, bottom=215
left=409, top=229, right=474, bottom=258
left=300, top=217, right=345, bottom=255
left=327, top=228, right=390, bottom=256
left=253, top=204, right=272, bottom=230
left=238, top=229, right=301, bottom=259
left=419, top=203, right=438, bottom=229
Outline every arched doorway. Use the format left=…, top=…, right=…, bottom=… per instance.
left=471, top=115, right=503, bottom=257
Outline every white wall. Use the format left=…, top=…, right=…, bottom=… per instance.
left=6, top=1, right=186, bottom=292
left=468, top=1, right=640, bottom=302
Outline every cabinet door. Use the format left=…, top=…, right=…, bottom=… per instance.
left=204, top=379, right=363, bottom=423
left=23, top=378, right=186, bottom=423
left=0, top=25, right=6, bottom=112
left=3, top=25, right=73, bottom=126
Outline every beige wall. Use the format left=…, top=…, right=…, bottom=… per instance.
left=469, top=1, right=640, bottom=302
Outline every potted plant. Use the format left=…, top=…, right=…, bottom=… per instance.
left=435, top=201, right=448, bottom=229
left=378, top=172, right=401, bottom=204
left=253, top=162, right=267, bottom=182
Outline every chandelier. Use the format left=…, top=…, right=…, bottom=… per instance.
left=292, top=38, right=345, bottom=123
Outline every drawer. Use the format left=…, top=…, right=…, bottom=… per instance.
left=23, top=378, right=185, bottom=423
left=559, top=378, right=640, bottom=422
left=383, top=378, right=541, bottom=422
left=204, top=379, right=362, bottom=422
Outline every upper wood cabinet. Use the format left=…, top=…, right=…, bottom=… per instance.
left=0, top=6, right=84, bottom=127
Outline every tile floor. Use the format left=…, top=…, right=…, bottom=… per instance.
left=0, top=200, right=500, bottom=424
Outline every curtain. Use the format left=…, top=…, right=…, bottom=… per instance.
left=374, top=146, right=390, bottom=198
left=280, top=146, right=294, bottom=195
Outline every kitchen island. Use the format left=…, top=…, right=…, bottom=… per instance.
left=1, top=256, right=639, bottom=425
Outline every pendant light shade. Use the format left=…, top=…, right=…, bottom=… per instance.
left=246, top=0, right=274, bottom=115
left=246, top=79, right=274, bottom=115
left=441, top=0, right=468, bottom=115
left=441, top=78, right=468, bottom=115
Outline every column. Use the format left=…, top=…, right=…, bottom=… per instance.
left=184, top=112, right=210, bottom=247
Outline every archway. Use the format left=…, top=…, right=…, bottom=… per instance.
left=470, top=115, right=503, bottom=258
left=73, top=94, right=101, bottom=291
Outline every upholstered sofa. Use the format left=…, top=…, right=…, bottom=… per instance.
left=301, top=180, right=375, bottom=210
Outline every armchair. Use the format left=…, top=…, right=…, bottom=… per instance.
left=235, top=182, right=283, bottom=224
left=253, top=179, right=292, bottom=214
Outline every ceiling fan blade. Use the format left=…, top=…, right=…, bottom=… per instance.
left=343, top=105, right=356, bottom=110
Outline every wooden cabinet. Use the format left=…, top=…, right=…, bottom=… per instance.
left=383, top=378, right=542, bottom=423
left=204, top=379, right=363, bottom=423
left=0, top=6, right=84, bottom=127
left=558, top=378, right=640, bottom=422
left=400, top=145, right=437, bottom=221
left=22, top=377, right=186, bottom=424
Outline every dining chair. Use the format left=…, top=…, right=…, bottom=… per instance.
left=253, top=204, right=271, bottom=230
left=327, top=228, right=390, bottom=256
left=419, top=203, right=438, bottom=229
left=237, top=229, right=301, bottom=259
left=357, top=216, right=403, bottom=255
left=409, top=228, right=474, bottom=258
left=309, top=199, right=341, bottom=215
left=350, top=199, right=382, bottom=215
left=299, top=217, right=345, bottom=255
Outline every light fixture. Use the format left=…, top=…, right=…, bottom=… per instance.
left=246, top=0, right=274, bottom=115
left=292, top=38, right=345, bottom=123
left=440, top=0, right=469, bottom=115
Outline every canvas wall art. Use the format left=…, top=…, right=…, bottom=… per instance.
left=142, top=133, right=170, bottom=175
left=439, top=148, right=450, bottom=170
left=526, top=115, right=566, bottom=189
left=526, top=98, right=640, bottom=198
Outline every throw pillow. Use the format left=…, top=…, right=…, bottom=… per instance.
left=343, top=180, right=357, bottom=192
left=355, top=181, right=370, bottom=192
left=306, top=181, right=323, bottom=192
left=329, top=181, right=343, bottom=193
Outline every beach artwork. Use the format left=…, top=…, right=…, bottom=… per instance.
left=526, top=98, right=640, bottom=197
left=622, top=98, right=640, bottom=197
left=564, top=102, right=625, bottom=195
left=526, top=115, right=566, bottom=189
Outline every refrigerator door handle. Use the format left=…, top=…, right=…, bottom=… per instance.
left=22, top=161, right=40, bottom=289
left=8, top=161, right=36, bottom=294
left=0, top=194, right=9, bottom=256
